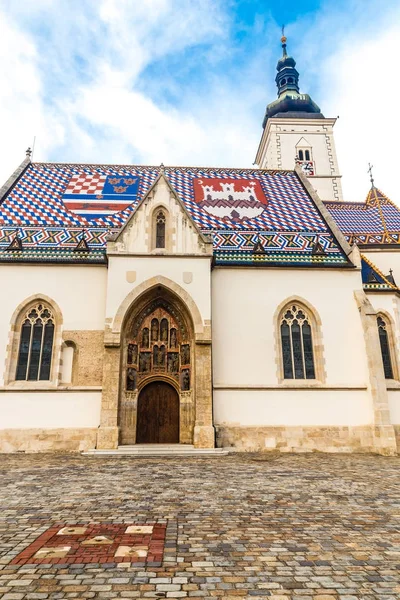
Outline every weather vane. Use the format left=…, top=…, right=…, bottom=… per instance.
left=368, top=163, right=375, bottom=188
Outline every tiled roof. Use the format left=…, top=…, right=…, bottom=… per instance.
left=0, top=162, right=349, bottom=266
left=361, top=255, right=399, bottom=292
left=325, top=187, right=400, bottom=247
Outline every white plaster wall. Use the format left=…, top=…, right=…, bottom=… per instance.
left=214, top=390, right=372, bottom=426
left=106, top=256, right=211, bottom=325
left=388, top=390, right=400, bottom=424
left=0, top=264, right=107, bottom=388
left=212, top=267, right=371, bottom=426
left=0, top=392, right=101, bottom=428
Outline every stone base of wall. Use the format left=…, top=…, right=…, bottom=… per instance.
left=394, top=425, right=400, bottom=452
left=0, top=428, right=97, bottom=453
left=216, top=425, right=396, bottom=454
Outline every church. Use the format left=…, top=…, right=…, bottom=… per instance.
left=1, top=35, right=399, bottom=455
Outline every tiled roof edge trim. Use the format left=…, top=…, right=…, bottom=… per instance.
left=361, top=254, right=398, bottom=290
left=0, top=157, right=31, bottom=205
left=294, top=165, right=353, bottom=260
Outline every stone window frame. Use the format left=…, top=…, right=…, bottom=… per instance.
left=4, top=294, right=63, bottom=389
left=376, top=310, right=399, bottom=381
left=150, top=205, right=171, bottom=253
left=274, top=296, right=326, bottom=385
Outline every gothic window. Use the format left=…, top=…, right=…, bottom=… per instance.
left=280, top=304, right=316, bottom=379
left=298, top=149, right=304, bottom=160
left=377, top=316, right=394, bottom=379
left=16, top=303, right=55, bottom=381
left=305, top=149, right=310, bottom=161
left=155, top=210, right=166, bottom=248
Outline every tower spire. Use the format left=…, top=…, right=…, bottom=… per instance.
left=281, top=25, right=287, bottom=57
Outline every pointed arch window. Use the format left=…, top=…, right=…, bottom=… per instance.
left=280, top=304, right=316, bottom=379
left=377, top=316, right=394, bottom=379
left=155, top=210, right=166, bottom=248
left=16, top=303, right=55, bottom=381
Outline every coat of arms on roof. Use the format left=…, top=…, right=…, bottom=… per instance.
left=62, top=173, right=141, bottom=220
left=193, top=178, right=268, bottom=221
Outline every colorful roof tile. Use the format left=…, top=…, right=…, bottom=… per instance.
left=361, top=254, right=399, bottom=292
left=0, top=161, right=350, bottom=266
left=325, top=187, right=400, bottom=247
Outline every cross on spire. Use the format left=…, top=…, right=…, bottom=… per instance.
left=368, top=163, right=375, bottom=188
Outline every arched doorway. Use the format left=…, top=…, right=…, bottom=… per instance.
left=119, top=288, right=194, bottom=446
left=136, top=381, right=179, bottom=444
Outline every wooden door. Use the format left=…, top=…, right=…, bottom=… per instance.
left=136, top=382, right=179, bottom=443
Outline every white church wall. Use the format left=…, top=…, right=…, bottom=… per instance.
left=0, top=391, right=101, bottom=429
left=106, top=256, right=212, bottom=326
left=212, top=266, right=371, bottom=427
left=0, top=264, right=106, bottom=442
left=214, top=389, right=372, bottom=427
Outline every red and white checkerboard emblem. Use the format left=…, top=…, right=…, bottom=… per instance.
left=64, top=174, right=106, bottom=195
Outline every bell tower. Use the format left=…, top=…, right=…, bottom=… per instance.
left=255, top=33, right=343, bottom=202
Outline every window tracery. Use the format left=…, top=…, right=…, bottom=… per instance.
left=377, top=316, right=394, bottom=379
left=16, top=303, right=55, bottom=381
left=280, top=304, right=316, bottom=379
left=125, top=302, right=191, bottom=392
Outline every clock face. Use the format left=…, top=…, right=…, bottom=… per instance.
left=300, top=161, right=315, bottom=176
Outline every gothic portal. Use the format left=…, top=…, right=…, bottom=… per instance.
left=119, top=289, right=195, bottom=445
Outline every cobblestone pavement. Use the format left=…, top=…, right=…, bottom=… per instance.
left=0, top=453, right=400, bottom=599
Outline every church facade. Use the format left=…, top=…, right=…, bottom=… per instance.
left=1, top=36, right=400, bottom=455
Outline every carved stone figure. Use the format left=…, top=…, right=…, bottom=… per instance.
left=151, top=318, right=159, bottom=342
left=181, top=344, right=190, bottom=365
left=182, top=369, right=190, bottom=391
left=126, top=368, right=136, bottom=391
left=139, top=352, right=151, bottom=372
left=168, top=352, right=179, bottom=373
left=160, top=318, right=168, bottom=342
left=170, top=328, right=177, bottom=348
left=142, top=328, right=149, bottom=348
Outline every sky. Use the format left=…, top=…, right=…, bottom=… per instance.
left=0, top=0, right=399, bottom=203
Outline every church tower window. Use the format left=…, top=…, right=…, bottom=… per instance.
left=280, top=304, right=316, bottom=379
left=377, top=316, right=394, bottom=379
left=16, top=303, right=55, bottom=381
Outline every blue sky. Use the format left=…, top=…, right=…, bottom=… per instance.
left=0, top=0, right=399, bottom=202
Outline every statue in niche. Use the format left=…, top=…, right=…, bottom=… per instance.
left=139, top=352, right=151, bottom=372
left=160, top=318, right=168, bottom=342
left=181, top=344, right=190, bottom=365
left=142, top=328, right=149, bottom=348
left=158, top=345, right=166, bottom=367
left=181, top=369, right=190, bottom=391
left=168, top=352, right=179, bottom=373
left=126, top=368, right=137, bottom=391
left=153, top=345, right=159, bottom=366
left=151, top=318, right=159, bottom=342
left=127, top=344, right=138, bottom=364
left=170, top=328, right=177, bottom=348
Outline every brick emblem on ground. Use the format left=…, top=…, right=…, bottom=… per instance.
left=11, top=523, right=166, bottom=566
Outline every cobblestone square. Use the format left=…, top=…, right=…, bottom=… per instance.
left=0, top=453, right=399, bottom=599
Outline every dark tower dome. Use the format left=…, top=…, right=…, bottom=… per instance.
left=262, top=34, right=324, bottom=128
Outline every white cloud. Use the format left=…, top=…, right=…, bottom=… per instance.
left=0, top=0, right=400, bottom=209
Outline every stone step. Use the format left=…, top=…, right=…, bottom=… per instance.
left=83, top=444, right=229, bottom=457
